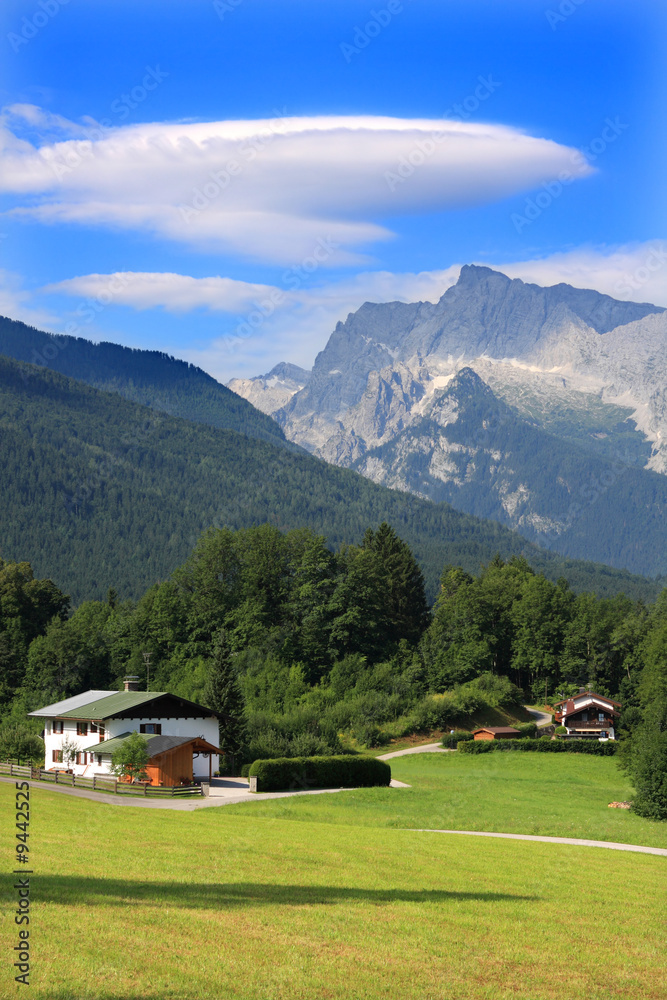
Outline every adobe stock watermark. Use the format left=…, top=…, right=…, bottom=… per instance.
left=220, top=235, right=340, bottom=355
left=545, top=0, right=587, bottom=31
left=340, top=0, right=414, bottom=63
left=613, top=243, right=667, bottom=299
left=180, top=108, right=288, bottom=223
left=213, top=0, right=244, bottom=21
left=7, top=0, right=70, bottom=53
left=511, top=116, right=628, bottom=233
left=39, top=66, right=168, bottom=181
left=384, top=75, right=501, bottom=192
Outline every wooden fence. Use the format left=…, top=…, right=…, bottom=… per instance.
left=0, top=761, right=203, bottom=797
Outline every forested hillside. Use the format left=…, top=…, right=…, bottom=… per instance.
left=0, top=315, right=288, bottom=447
left=0, top=354, right=659, bottom=605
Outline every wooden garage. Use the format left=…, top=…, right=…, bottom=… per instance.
left=144, top=736, right=220, bottom=786
left=472, top=726, right=520, bottom=741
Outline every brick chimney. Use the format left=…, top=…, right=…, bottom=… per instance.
left=124, top=675, right=140, bottom=692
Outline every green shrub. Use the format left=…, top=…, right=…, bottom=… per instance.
left=0, top=724, right=44, bottom=765
left=516, top=722, right=538, bottom=739
left=248, top=754, right=391, bottom=792
left=458, top=739, right=495, bottom=754
left=240, top=763, right=251, bottom=778
left=351, top=722, right=390, bottom=748
left=554, top=725, right=568, bottom=736
left=441, top=730, right=473, bottom=749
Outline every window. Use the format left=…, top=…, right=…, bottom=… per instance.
left=140, top=723, right=162, bottom=735
left=582, top=711, right=588, bottom=721
left=76, top=722, right=88, bottom=736
left=52, top=750, right=63, bottom=763
left=96, top=755, right=102, bottom=766
left=598, top=712, right=605, bottom=722
left=90, top=723, right=98, bottom=733
left=53, top=720, right=64, bottom=734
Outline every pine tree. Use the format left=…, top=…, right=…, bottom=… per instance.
left=204, top=630, right=246, bottom=768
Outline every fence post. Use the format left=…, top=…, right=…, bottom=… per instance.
left=10, top=764, right=13, bottom=777
left=144, top=782, right=147, bottom=797
left=115, top=780, right=118, bottom=795
left=55, top=771, right=58, bottom=784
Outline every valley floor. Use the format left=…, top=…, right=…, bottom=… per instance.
left=3, top=754, right=666, bottom=999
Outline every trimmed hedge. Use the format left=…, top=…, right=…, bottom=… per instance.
left=458, top=739, right=496, bottom=754
left=459, top=737, right=618, bottom=756
left=247, top=754, right=392, bottom=792
left=442, top=730, right=474, bottom=749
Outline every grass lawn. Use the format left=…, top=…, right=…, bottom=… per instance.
left=233, top=752, right=667, bottom=849
left=2, top=755, right=665, bottom=999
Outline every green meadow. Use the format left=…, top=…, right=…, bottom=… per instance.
left=233, top=752, right=667, bottom=849
left=2, top=754, right=666, bottom=1000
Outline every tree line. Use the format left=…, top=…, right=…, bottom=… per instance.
left=0, top=525, right=665, bottom=817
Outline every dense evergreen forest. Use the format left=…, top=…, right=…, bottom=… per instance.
left=0, top=315, right=288, bottom=447
left=0, top=353, right=660, bottom=606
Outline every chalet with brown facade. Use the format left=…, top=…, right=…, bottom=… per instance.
left=554, top=689, right=620, bottom=739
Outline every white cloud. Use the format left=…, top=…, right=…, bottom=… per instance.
left=0, top=107, right=593, bottom=264
left=44, top=272, right=281, bottom=313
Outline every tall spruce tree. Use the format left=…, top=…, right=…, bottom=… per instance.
left=204, top=630, right=246, bottom=769
left=361, top=523, right=431, bottom=647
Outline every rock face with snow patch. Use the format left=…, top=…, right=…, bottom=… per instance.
left=228, top=266, right=667, bottom=575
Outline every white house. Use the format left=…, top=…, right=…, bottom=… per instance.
left=29, top=676, right=221, bottom=783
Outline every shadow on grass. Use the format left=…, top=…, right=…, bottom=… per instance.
left=34, top=876, right=537, bottom=908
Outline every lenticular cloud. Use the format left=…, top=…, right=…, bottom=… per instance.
left=0, top=108, right=593, bottom=264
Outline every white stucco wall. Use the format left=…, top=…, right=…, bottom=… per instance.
left=43, top=715, right=220, bottom=777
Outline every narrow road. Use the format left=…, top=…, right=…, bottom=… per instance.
left=525, top=706, right=553, bottom=727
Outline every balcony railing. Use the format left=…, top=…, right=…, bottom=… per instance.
left=566, top=720, right=611, bottom=730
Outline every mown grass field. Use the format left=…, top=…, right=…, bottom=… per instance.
left=235, top=752, right=667, bottom=849
left=2, top=754, right=666, bottom=1000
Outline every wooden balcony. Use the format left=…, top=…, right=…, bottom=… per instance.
left=566, top=720, right=611, bottom=730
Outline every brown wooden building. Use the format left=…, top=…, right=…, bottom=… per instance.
left=472, top=726, right=520, bottom=741
left=93, top=732, right=220, bottom=785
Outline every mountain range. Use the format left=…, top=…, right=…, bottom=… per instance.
left=0, top=324, right=660, bottom=605
left=228, top=265, right=667, bottom=577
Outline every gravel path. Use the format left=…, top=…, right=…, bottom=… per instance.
left=378, top=743, right=450, bottom=760
left=409, top=828, right=667, bottom=857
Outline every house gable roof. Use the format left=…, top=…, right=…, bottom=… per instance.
left=29, top=690, right=220, bottom=721
left=554, top=692, right=621, bottom=709
left=472, top=727, right=520, bottom=735
left=84, top=732, right=220, bottom=757
left=27, top=690, right=117, bottom=718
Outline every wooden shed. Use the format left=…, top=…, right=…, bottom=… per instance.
left=472, top=726, right=520, bottom=741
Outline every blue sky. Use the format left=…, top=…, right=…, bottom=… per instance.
left=1, top=0, right=665, bottom=379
